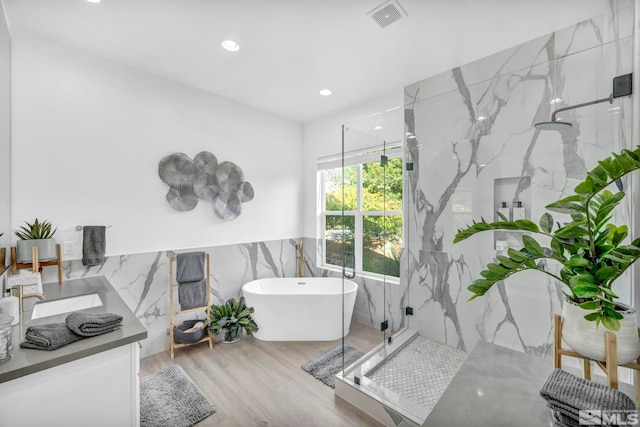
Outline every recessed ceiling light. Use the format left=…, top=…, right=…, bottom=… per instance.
left=373, top=125, right=383, bottom=130
left=319, top=89, right=332, bottom=96
left=85, top=0, right=101, bottom=3
left=221, top=39, right=240, bottom=52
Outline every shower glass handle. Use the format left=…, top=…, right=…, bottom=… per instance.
left=343, top=251, right=355, bottom=279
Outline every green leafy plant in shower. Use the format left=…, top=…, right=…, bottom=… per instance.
left=14, top=218, right=57, bottom=240
left=453, top=146, right=640, bottom=331
left=206, top=296, right=258, bottom=342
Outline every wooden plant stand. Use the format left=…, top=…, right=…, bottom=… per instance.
left=553, top=315, right=640, bottom=405
left=11, top=244, right=63, bottom=284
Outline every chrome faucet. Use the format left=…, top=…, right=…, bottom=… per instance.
left=295, top=241, right=306, bottom=278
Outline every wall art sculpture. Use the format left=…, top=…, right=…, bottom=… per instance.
left=158, top=151, right=254, bottom=220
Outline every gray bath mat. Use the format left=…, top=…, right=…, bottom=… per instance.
left=302, top=344, right=364, bottom=388
left=140, top=365, right=216, bottom=427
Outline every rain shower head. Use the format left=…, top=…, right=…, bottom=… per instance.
left=534, top=121, right=572, bottom=131
left=533, top=73, right=632, bottom=131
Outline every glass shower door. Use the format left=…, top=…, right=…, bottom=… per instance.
left=337, top=115, right=408, bottom=386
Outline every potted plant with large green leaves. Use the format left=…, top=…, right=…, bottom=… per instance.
left=454, top=146, right=640, bottom=363
left=15, top=218, right=58, bottom=263
left=205, top=296, right=258, bottom=343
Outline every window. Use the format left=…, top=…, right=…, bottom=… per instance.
left=319, top=146, right=403, bottom=279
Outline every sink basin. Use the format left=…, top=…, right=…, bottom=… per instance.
left=31, top=293, right=104, bottom=320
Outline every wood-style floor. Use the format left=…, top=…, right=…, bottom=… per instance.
left=139, top=322, right=384, bottom=427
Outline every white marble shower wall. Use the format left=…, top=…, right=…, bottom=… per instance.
left=39, top=238, right=300, bottom=357
left=403, top=0, right=635, bottom=355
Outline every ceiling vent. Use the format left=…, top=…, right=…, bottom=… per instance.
left=368, top=0, right=407, bottom=29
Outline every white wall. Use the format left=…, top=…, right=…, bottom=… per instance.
left=11, top=36, right=304, bottom=258
left=0, top=1, right=10, bottom=258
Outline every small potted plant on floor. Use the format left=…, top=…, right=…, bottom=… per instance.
left=206, top=296, right=258, bottom=343
left=453, top=146, right=640, bottom=363
left=15, top=218, right=57, bottom=263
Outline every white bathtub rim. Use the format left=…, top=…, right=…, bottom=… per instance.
left=242, top=277, right=358, bottom=296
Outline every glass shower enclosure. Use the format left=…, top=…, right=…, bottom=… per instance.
left=332, top=108, right=429, bottom=425
left=333, top=3, right=635, bottom=424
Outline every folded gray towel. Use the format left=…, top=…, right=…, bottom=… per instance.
left=176, top=252, right=205, bottom=283
left=540, top=369, right=636, bottom=417
left=20, top=322, right=83, bottom=351
left=547, top=401, right=580, bottom=426
left=82, top=226, right=106, bottom=266
left=65, top=311, right=123, bottom=337
left=178, top=279, right=207, bottom=310
left=548, top=405, right=579, bottom=427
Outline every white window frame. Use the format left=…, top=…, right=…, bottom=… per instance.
left=317, top=143, right=403, bottom=283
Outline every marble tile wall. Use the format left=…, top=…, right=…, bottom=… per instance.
left=403, top=0, right=636, bottom=356
left=39, top=238, right=301, bottom=357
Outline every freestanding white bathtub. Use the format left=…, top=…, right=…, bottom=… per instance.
left=242, top=277, right=358, bottom=341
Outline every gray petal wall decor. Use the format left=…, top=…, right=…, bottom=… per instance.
left=193, top=173, right=220, bottom=201
left=158, top=153, right=198, bottom=190
left=166, top=187, right=199, bottom=212
left=158, top=151, right=254, bottom=220
left=193, top=151, right=218, bottom=175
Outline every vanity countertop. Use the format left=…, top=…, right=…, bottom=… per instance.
left=0, top=276, right=147, bottom=383
left=425, top=341, right=554, bottom=427
left=425, top=341, right=637, bottom=426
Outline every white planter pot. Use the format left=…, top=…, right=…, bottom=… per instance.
left=16, top=239, right=56, bottom=263
left=221, top=327, right=243, bottom=344
left=562, top=299, right=640, bottom=364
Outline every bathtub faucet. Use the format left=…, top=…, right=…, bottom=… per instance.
left=295, top=241, right=306, bottom=278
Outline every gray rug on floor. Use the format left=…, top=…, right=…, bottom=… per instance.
left=140, top=365, right=216, bottom=427
left=302, top=344, right=364, bottom=388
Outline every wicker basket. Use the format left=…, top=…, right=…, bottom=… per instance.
left=173, top=319, right=207, bottom=344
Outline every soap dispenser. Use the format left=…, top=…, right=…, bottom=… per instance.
left=0, top=289, right=19, bottom=326
left=513, top=201, right=526, bottom=220
left=498, top=201, right=511, bottom=221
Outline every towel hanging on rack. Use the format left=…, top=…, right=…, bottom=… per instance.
left=175, top=252, right=207, bottom=310
left=176, top=252, right=205, bottom=283
left=82, top=226, right=106, bottom=266
left=178, top=279, right=208, bottom=310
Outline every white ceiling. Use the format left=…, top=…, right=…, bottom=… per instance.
left=2, top=0, right=607, bottom=123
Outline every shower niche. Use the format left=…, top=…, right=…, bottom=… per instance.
left=493, top=176, right=532, bottom=251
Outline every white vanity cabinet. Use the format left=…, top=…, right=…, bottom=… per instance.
left=0, top=342, right=140, bottom=426
left=0, top=277, right=147, bottom=426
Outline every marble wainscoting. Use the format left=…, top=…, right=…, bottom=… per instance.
left=39, top=238, right=301, bottom=357
left=403, top=0, right=635, bottom=356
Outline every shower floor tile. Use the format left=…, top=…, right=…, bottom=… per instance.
left=365, top=335, right=467, bottom=412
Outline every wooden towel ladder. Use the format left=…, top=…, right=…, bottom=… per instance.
left=169, top=253, right=213, bottom=359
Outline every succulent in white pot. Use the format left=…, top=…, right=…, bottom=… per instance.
left=15, top=218, right=57, bottom=263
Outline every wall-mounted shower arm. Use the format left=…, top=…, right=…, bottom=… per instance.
left=534, top=73, right=632, bottom=131
left=550, top=94, right=613, bottom=122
